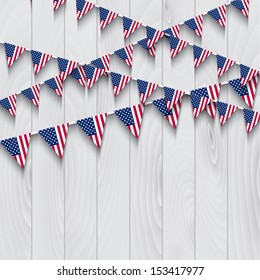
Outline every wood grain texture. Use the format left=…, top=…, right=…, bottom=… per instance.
left=195, top=0, right=228, bottom=259
left=0, top=0, right=32, bottom=260
left=162, top=0, right=195, bottom=260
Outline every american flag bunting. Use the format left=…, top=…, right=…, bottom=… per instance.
left=39, top=123, right=69, bottom=158
left=243, top=108, right=260, bottom=133
left=83, top=65, right=105, bottom=89
left=91, top=54, right=110, bottom=76
left=231, top=0, right=250, bottom=17
left=115, top=104, right=144, bottom=139
left=21, top=84, right=41, bottom=107
left=99, top=7, right=118, bottom=30
left=169, top=36, right=188, bottom=59
left=153, top=98, right=181, bottom=128
left=164, top=87, right=185, bottom=111
left=146, top=26, right=164, bottom=49
left=217, top=101, right=238, bottom=126
left=0, top=94, right=17, bottom=117
left=193, top=45, right=212, bottom=68
left=137, top=79, right=158, bottom=104
left=229, top=77, right=256, bottom=108
left=58, top=57, right=78, bottom=82
left=208, top=4, right=227, bottom=28
left=77, top=113, right=107, bottom=148
left=122, top=16, right=141, bottom=39
left=190, top=89, right=210, bottom=118
left=45, top=75, right=63, bottom=97
left=138, top=39, right=156, bottom=57
left=206, top=102, right=217, bottom=119
left=184, top=14, right=203, bottom=37
left=163, top=24, right=180, bottom=38
left=216, top=55, right=235, bottom=77
left=240, top=64, right=259, bottom=86
left=110, top=72, right=132, bottom=96
left=31, top=50, right=52, bottom=75
left=4, top=43, right=26, bottom=67
left=114, top=45, right=133, bottom=67
left=1, top=133, right=31, bottom=168
left=70, top=66, right=86, bottom=87
left=76, top=0, right=95, bottom=21
left=53, top=0, right=66, bottom=11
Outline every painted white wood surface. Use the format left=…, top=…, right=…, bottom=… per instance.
left=0, top=0, right=259, bottom=260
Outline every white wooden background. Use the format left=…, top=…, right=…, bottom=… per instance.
left=0, top=0, right=259, bottom=260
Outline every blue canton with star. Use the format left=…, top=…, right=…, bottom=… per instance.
left=0, top=97, right=12, bottom=110
left=123, top=16, right=133, bottom=31
left=185, top=18, right=198, bottom=31
left=193, top=45, right=203, bottom=59
left=146, top=26, right=157, bottom=40
left=231, top=0, right=244, bottom=11
left=153, top=98, right=172, bottom=116
left=217, top=101, right=228, bottom=116
left=137, top=80, right=149, bottom=94
left=4, top=43, right=15, bottom=57
left=110, top=72, right=122, bottom=87
left=22, top=88, right=35, bottom=101
left=83, top=65, right=95, bottom=79
left=164, top=87, right=175, bottom=101
left=115, top=48, right=128, bottom=61
left=169, top=36, right=180, bottom=50
left=138, top=39, right=149, bottom=51
left=58, top=58, right=69, bottom=72
left=39, top=127, right=59, bottom=146
left=229, top=78, right=249, bottom=96
left=190, top=92, right=206, bottom=109
left=77, top=0, right=86, bottom=11
left=99, top=7, right=109, bottom=21
left=216, top=55, right=227, bottom=68
left=115, top=107, right=134, bottom=126
left=1, top=137, right=20, bottom=156
left=243, top=108, right=254, bottom=123
left=190, top=87, right=209, bottom=98
left=240, top=64, right=250, bottom=78
left=77, top=118, right=97, bottom=137
left=208, top=8, right=221, bottom=20
left=71, top=68, right=81, bottom=80
left=31, top=50, right=42, bottom=65
left=45, top=77, right=59, bottom=90
left=92, top=58, right=106, bottom=70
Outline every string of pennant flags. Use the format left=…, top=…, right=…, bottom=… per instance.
left=1, top=0, right=259, bottom=169
left=1, top=78, right=260, bottom=169
left=0, top=1, right=259, bottom=118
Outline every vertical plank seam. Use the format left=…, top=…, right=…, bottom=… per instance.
left=31, top=0, right=33, bottom=261
left=64, top=3, right=66, bottom=260
left=129, top=0, right=131, bottom=261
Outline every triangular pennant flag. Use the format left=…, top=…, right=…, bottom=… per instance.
left=91, top=54, right=110, bottom=77
left=208, top=4, right=227, bottom=28
left=4, top=43, right=26, bottom=67
left=57, top=57, right=78, bottom=82
left=153, top=98, right=181, bottom=128
left=216, top=55, right=235, bottom=77
left=137, top=79, right=158, bottom=104
left=240, top=64, right=258, bottom=86
left=169, top=36, right=188, bottom=59
left=114, top=104, right=144, bottom=138
left=114, top=44, right=133, bottom=67
left=21, top=84, right=41, bottom=107
left=38, top=123, right=69, bottom=158
left=138, top=39, right=156, bottom=57
left=45, top=75, right=63, bottom=97
left=77, top=113, right=107, bottom=148
left=243, top=108, right=260, bottom=133
left=99, top=7, right=118, bottom=30
left=164, top=87, right=185, bottom=111
left=1, top=133, right=31, bottom=168
left=193, top=45, right=212, bottom=68
left=206, top=102, right=217, bottom=119
left=110, top=72, right=132, bottom=96
left=231, top=0, right=250, bottom=17
left=245, top=75, right=258, bottom=108
left=163, top=24, right=180, bottom=38
left=0, top=94, right=17, bottom=117
left=83, top=65, right=105, bottom=89
left=229, top=78, right=255, bottom=108
left=190, top=89, right=210, bottom=118
left=31, top=50, right=52, bottom=75
left=122, top=16, right=142, bottom=39
left=53, top=0, right=66, bottom=11
left=184, top=14, right=203, bottom=37
left=217, top=101, right=238, bottom=126
left=70, top=66, right=86, bottom=87
left=146, top=26, right=164, bottom=49
left=76, top=0, right=95, bottom=21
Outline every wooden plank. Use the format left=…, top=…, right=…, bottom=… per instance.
left=64, top=0, right=98, bottom=260
left=227, top=0, right=260, bottom=259
left=97, top=0, right=130, bottom=259
left=162, top=0, right=195, bottom=260
left=0, top=0, right=32, bottom=260
left=195, top=0, right=228, bottom=259
left=130, top=0, right=163, bottom=260
left=31, top=0, right=65, bottom=259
